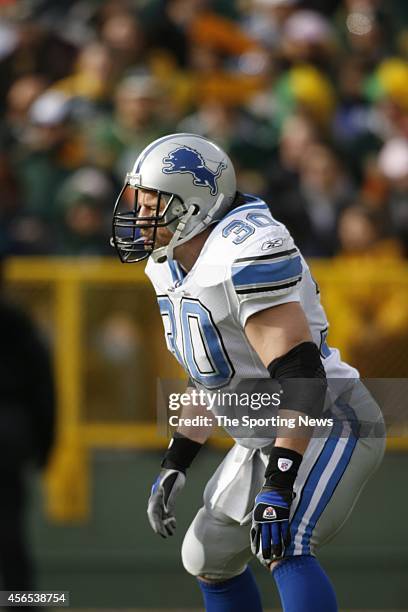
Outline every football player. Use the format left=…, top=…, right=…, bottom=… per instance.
left=111, top=134, right=385, bottom=612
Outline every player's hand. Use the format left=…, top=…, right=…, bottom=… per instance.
left=250, top=486, right=294, bottom=567
left=147, top=468, right=186, bottom=538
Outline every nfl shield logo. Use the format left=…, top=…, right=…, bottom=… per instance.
left=263, top=506, right=277, bottom=520
left=278, top=458, right=293, bottom=472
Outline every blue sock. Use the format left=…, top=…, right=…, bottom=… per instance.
left=273, top=555, right=338, bottom=612
left=197, top=566, right=263, bottom=612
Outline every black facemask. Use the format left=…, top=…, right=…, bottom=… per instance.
left=111, top=182, right=185, bottom=263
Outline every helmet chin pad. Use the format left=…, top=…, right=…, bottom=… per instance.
left=152, top=203, right=200, bottom=263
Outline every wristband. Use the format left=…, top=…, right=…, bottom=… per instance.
left=161, top=432, right=203, bottom=473
left=264, top=446, right=303, bottom=489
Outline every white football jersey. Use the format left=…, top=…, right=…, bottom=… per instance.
left=145, top=195, right=358, bottom=447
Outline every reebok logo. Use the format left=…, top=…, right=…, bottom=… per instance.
left=278, top=458, right=293, bottom=472
left=262, top=238, right=283, bottom=250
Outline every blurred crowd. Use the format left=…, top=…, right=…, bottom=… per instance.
left=0, top=0, right=407, bottom=259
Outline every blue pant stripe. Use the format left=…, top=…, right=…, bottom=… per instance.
left=286, top=414, right=343, bottom=555
left=288, top=402, right=359, bottom=556
left=300, top=430, right=358, bottom=554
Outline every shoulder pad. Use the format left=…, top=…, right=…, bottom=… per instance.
left=207, top=197, right=293, bottom=267
left=217, top=199, right=302, bottom=296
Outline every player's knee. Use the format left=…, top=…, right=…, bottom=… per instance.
left=181, top=528, right=206, bottom=576
left=181, top=527, right=225, bottom=580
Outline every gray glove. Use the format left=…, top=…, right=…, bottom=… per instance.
left=147, top=468, right=186, bottom=537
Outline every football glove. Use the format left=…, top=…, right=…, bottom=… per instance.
left=251, top=446, right=302, bottom=567
left=147, top=468, right=186, bottom=538
left=250, top=486, right=293, bottom=567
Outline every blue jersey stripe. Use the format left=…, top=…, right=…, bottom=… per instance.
left=168, top=259, right=180, bottom=283
left=232, top=255, right=302, bottom=287
left=223, top=202, right=268, bottom=221
left=169, top=259, right=186, bottom=284
left=242, top=194, right=265, bottom=204
left=176, top=262, right=186, bottom=281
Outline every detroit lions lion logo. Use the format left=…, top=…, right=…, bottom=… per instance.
left=162, top=146, right=227, bottom=196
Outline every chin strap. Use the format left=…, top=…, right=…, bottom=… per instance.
left=152, top=204, right=197, bottom=263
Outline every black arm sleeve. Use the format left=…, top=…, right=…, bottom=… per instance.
left=267, top=341, right=327, bottom=418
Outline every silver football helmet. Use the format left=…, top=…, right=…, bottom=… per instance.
left=111, top=133, right=237, bottom=263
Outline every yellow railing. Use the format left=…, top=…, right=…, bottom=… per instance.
left=4, top=257, right=408, bottom=521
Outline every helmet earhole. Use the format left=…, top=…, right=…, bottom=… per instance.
left=172, top=204, right=184, bottom=216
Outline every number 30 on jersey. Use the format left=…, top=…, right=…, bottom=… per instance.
left=158, top=296, right=234, bottom=388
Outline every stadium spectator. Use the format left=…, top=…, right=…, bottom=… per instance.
left=262, top=115, right=351, bottom=256
left=378, top=137, right=408, bottom=254
left=145, top=0, right=266, bottom=109
left=178, top=99, right=276, bottom=172
left=3, top=74, right=47, bottom=147
left=330, top=204, right=408, bottom=376
left=337, top=204, right=402, bottom=258
left=240, top=0, right=300, bottom=50
left=85, top=73, right=169, bottom=181
left=145, top=0, right=205, bottom=68
left=271, top=141, right=354, bottom=256
left=338, top=0, right=395, bottom=69
left=8, top=90, right=85, bottom=254
left=52, top=42, right=116, bottom=116
left=280, top=9, right=338, bottom=72
left=366, top=58, right=408, bottom=141
left=0, top=0, right=406, bottom=258
left=99, top=8, right=147, bottom=76
left=332, top=57, right=382, bottom=177
left=299, top=142, right=355, bottom=248
left=0, top=148, right=20, bottom=254
left=0, top=19, right=77, bottom=115
left=0, top=257, right=55, bottom=597
left=54, top=167, right=115, bottom=256
left=146, top=0, right=259, bottom=67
